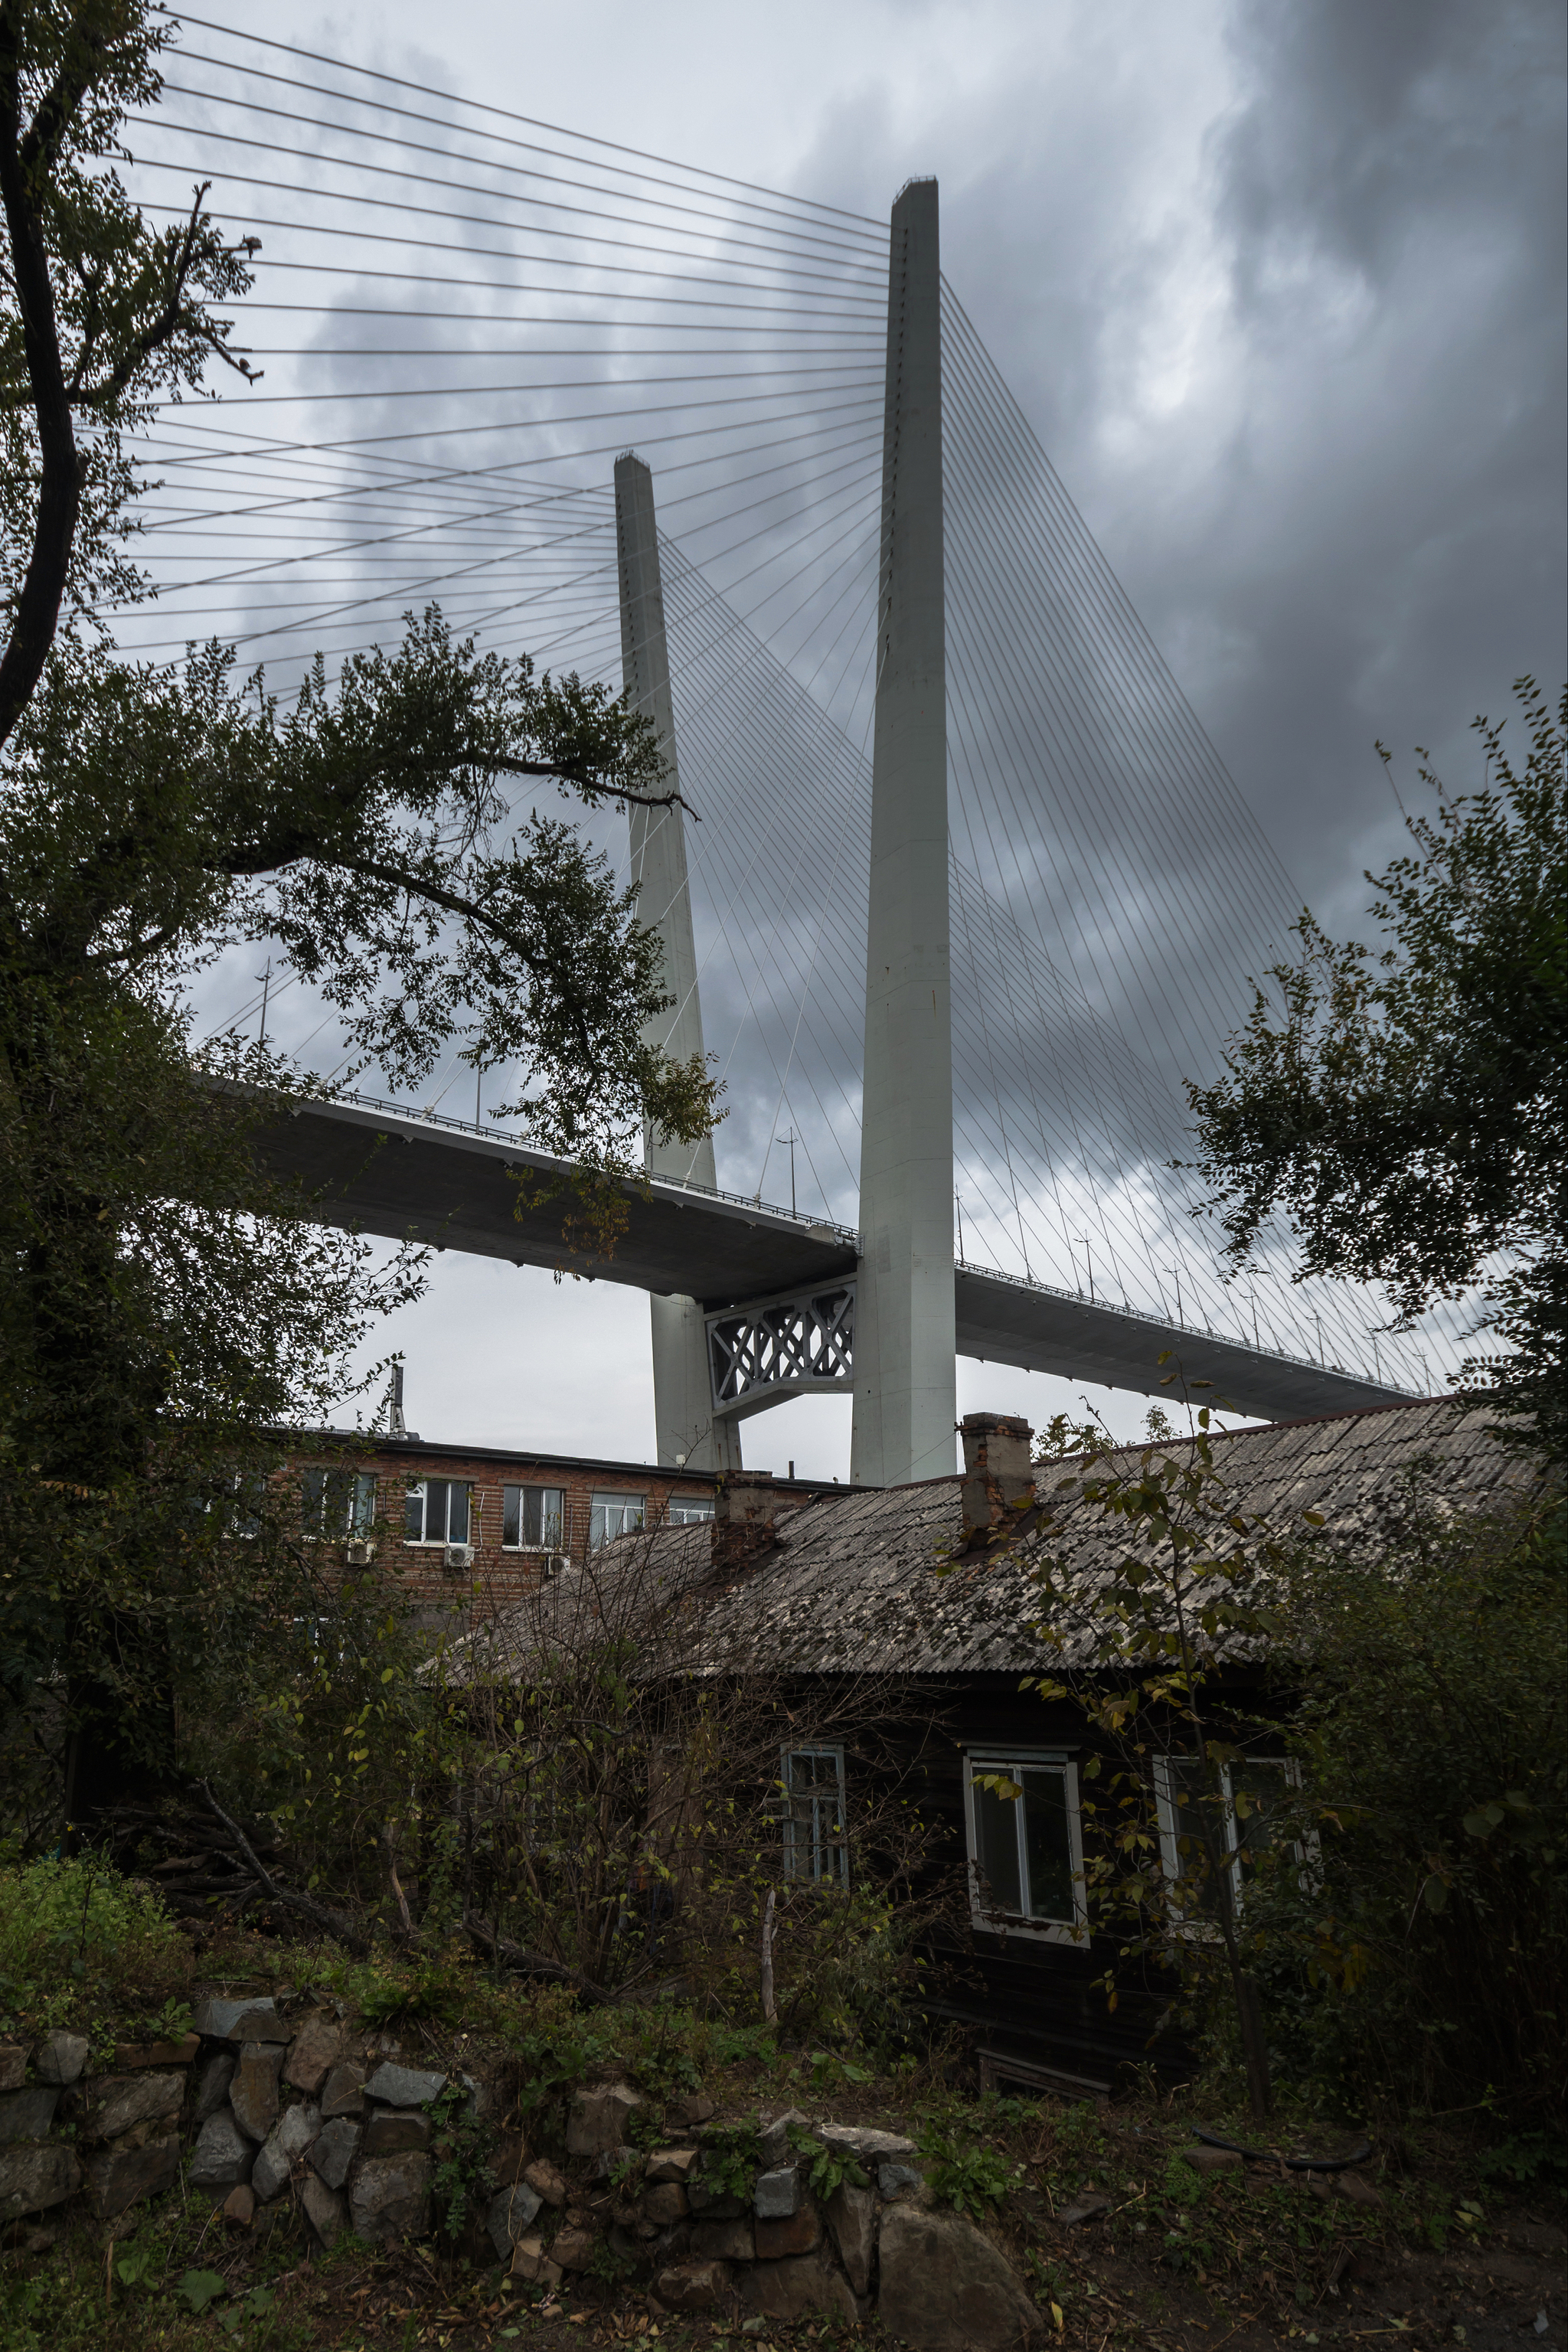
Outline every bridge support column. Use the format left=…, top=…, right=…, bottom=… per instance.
left=615, top=452, right=742, bottom=1474
left=850, top=178, right=956, bottom=1488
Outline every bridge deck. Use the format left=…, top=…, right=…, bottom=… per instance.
left=253, top=1093, right=1408, bottom=1425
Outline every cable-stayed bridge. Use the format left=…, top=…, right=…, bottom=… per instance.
left=111, top=24, right=1468, bottom=1473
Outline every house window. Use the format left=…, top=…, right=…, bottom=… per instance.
left=781, top=1746, right=848, bottom=1886
left=590, top=1492, right=645, bottom=1548
left=404, top=1480, right=472, bottom=1546
left=1152, top=1754, right=1306, bottom=1927
left=503, top=1485, right=565, bottom=1550
left=668, top=1497, right=714, bottom=1524
left=964, top=1753, right=1086, bottom=1942
left=302, top=1468, right=377, bottom=1539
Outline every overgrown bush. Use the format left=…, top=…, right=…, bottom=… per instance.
left=0, top=1854, right=184, bottom=2029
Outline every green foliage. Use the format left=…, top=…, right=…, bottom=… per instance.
left=785, top=2121, right=869, bottom=2200
left=1184, top=677, right=1566, bottom=1451
left=1477, top=2129, right=1568, bottom=2188
left=175, top=2272, right=227, bottom=2314
left=428, top=2080, right=494, bottom=2243
left=916, top=2123, right=1015, bottom=2220
left=355, top=1959, right=467, bottom=2030
left=698, top=2122, right=763, bottom=2200
left=0, top=1852, right=181, bottom=2024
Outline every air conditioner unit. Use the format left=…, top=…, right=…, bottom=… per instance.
left=443, top=1544, right=475, bottom=1571
left=345, top=1540, right=377, bottom=1567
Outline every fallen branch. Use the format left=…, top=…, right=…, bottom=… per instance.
left=461, top=1911, right=619, bottom=2007
left=197, top=1782, right=370, bottom=1958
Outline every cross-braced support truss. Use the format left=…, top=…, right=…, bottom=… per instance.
left=707, top=1282, right=856, bottom=1420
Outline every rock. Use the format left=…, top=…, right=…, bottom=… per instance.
left=299, top=2174, right=348, bottom=2247
left=691, top=2216, right=755, bottom=2263
left=639, top=2182, right=686, bottom=2226
left=646, top=2146, right=701, bottom=2184
left=655, top=2260, right=732, bottom=2310
left=0, top=2088, right=58, bottom=2143
left=0, top=2050, right=25, bottom=2091
left=0, top=2141, right=81, bottom=2220
left=283, top=2012, right=346, bottom=2096
left=877, top=2204, right=1044, bottom=2352
left=363, top=2060, right=446, bottom=2109
left=320, top=2061, right=366, bottom=2118
left=1333, top=2171, right=1384, bottom=2208
left=757, top=2109, right=810, bottom=2168
left=309, top=2117, right=360, bottom=2191
left=511, top=2233, right=564, bottom=2287
left=230, top=2042, right=285, bottom=2141
left=688, top=2180, right=747, bottom=2219
left=1057, top=2196, right=1110, bottom=2226
left=81, top=2132, right=181, bottom=2220
left=189, top=2111, right=254, bottom=2194
left=825, top=2180, right=877, bottom=2294
left=524, top=2156, right=568, bottom=2207
left=754, top=2165, right=800, bottom=2219
left=879, top=2161, right=923, bottom=2197
left=755, top=2199, right=822, bottom=2260
left=1180, top=2146, right=1243, bottom=2175
left=80, top=2071, right=182, bottom=2142
left=1508, top=2222, right=1568, bottom=2256
left=224, top=2183, right=256, bottom=2228
left=364, top=2107, right=431, bottom=2157
left=552, top=2223, right=599, bottom=2270
left=113, top=2034, right=201, bottom=2070
left=1305, top=2174, right=1333, bottom=2203
left=566, top=2082, right=642, bottom=2156
left=194, top=2053, right=236, bottom=2122
left=740, top=2250, right=857, bottom=2324
left=814, top=2121, right=916, bottom=2162
left=35, top=2031, right=90, bottom=2088
left=351, top=2151, right=433, bottom=2245
left=487, top=2184, right=544, bottom=2261
left=669, top=2096, right=716, bottom=2128
left=253, top=2102, right=322, bottom=2201
left=193, top=1997, right=289, bottom=2044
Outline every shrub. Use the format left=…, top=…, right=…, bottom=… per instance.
left=0, top=1854, right=184, bottom=2027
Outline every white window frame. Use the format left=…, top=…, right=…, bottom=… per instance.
left=301, top=1468, right=377, bottom=1541
left=403, top=1479, right=473, bottom=1547
left=780, top=1745, right=849, bottom=1888
left=1152, top=1753, right=1312, bottom=1935
left=502, top=1484, right=565, bottom=1551
left=589, top=1492, right=645, bottom=1548
left=668, top=1496, right=715, bottom=1524
left=962, top=1749, right=1088, bottom=1946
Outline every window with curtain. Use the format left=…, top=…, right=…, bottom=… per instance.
left=403, top=1480, right=472, bottom=1545
left=301, top=1468, right=377, bottom=1539
left=502, top=1485, right=565, bottom=1549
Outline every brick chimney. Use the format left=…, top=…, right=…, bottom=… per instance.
left=959, top=1413, right=1034, bottom=1546
left=712, top=1470, right=779, bottom=1570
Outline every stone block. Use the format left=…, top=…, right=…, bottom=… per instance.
left=668, top=2096, right=716, bottom=2127
left=194, top=1997, right=289, bottom=2044
left=510, top=2233, right=563, bottom=2287
left=35, top=2031, right=90, bottom=2088
left=754, top=2165, right=800, bottom=2219
left=190, top=2111, right=254, bottom=2194
left=0, top=2141, right=81, bottom=2220
left=309, top=2116, right=361, bottom=2191
left=565, top=2082, right=642, bottom=2156
left=756, top=2108, right=809, bottom=2169
left=363, top=2060, right=446, bottom=2109
left=740, top=2250, right=857, bottom=2325
left=687, top=2180, right=746, bottom=2218
left=488, top=2183, right=544, bottom=2262
left=80, top=2071, right=181, bottom=2143
left=877, top=2203, right=1043, bottom=2352
left=0, top=2088, right=58, bottom=2144
left=0, top=2050, right=24, bottom=2092
left=646, top=2146, right=700, bottom=2184
left=364, top=2107, right=431, bottom=2157
left=1178, top=2146, right=1242, bottom=2176
left=814, top=2121, right=916, bottom=2162
left=524, top=2155, right=567, bottom=2207
left=825, top=2180, right=877, bottom=2295
left=224, top=2184, right=256, bottom=2228
left=755, top=2197, right=821, bottom=2260
left=320, top=2061, right=366, bottom=2118
left=283, top=2012, right=347, bottom=2095
left=113, top=2034, right=200, bottom=2070
left=879, top=2161, right=923, bottom=2197
left=654, top=2259, right=732, bottom=2310
left=351, top=2151, right=433, bottom=2245
left=253, top=2102, right=322, bottom=2202
left=552, top=2223, right=598, bottom=2270
left=691, top=2216, right=754, bottom=2263
left=642, top=2182, right=689, bottom=2226
left=1333, top=2171, right=1384, bottom=2208
left=299, top=2174, right=348, bottom=2246
left=230, top=2042, right=285, bottom=2141
left=194, top=2053, right=235, bottom=2123
left=81, top=2132, right=181, bottom=2221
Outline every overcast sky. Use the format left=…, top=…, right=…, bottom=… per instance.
left=160, top=0, right=1566, bottom=1475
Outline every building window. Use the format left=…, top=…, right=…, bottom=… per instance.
left=1153, top=1755, right=1306, bottom=1928
left=302, top=1468, right=377, bottom=1539
left=964, top=1753, right=1086, bottom=1942
left=781, top=1746, right=848, bottom=1886
left=502, top=1485, right=565, bottom=1550
left=668, top=1497, right=714, bottom=1524
left=404, top=1480, right=472, bottom=1546
left=590, top=1492, right=645, bottom=1548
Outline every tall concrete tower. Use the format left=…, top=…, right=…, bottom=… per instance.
left=614, top=453, right=742, bottom=1475
left=849, top=179, right=956, bottom=1487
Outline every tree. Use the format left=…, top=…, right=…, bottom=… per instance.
left=0, top=2, right=716, bottom=1833
left=1184, top=679, right=1566, bottom=1452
